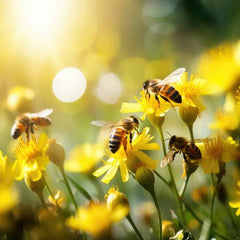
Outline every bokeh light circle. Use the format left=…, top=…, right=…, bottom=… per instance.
left=52, top=68, right=87, bottom=102
left=96, top=73, right=122, bottom=104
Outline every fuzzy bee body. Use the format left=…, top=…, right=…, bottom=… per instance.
left=161, top=135, right=202, bottom=168
left=109, top=128, right=126, bottom=153
left=142, top=68, right=185, bottom=104
left=91, top=116, right=139, bottom=154
left=11, top=109, right=53, bottom=141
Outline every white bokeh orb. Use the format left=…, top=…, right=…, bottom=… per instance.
left=96, top=73, right=122, bottom=104
left=52, top=67, right=87, bottom=102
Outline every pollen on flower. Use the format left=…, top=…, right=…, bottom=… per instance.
left=199, top=136, right=237, bottom=174
left=13, top=133, right=50, bottom=181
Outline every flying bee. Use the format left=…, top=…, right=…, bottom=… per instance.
left=142, top=68, right=185, bottom=105
left=11, top=109, right=53, bottom=142
left=91, top=116, right=139, bottom=154
left=160, top=135, right=202, bottom=168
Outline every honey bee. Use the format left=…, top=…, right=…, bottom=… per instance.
left=160, top=135, right=202, bottom=168
left=142, top=68, right=185, bottom=104
left=91, top=116, right=139, bottom=154
left=11, top=109, right=53, bottom=142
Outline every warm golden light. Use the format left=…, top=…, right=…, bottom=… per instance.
left=14, top=0, right=65, bottom=39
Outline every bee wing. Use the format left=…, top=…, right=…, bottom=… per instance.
left=153, top=68, right=185, bottom=86
left=31, top=109, right=53, bottom=117
left=91, top=120, right=118, bottom=128
left=160, top=149, right=178, bottom=168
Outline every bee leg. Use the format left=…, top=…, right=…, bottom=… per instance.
left=25, top=126, right=30, bottom=143
left=123, top=136, right=128, bottom=154
left=155, top=94, right=160, bottom=105
left=130, top=132, right=133, bottom=149
left=135, top=128, right=140, bottom=135
left=183, top=153, right=189, bottom=163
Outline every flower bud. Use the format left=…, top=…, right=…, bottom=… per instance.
left=135, top=166, right=155, bottom=194
left=106, top=186, right=130, bottom=216
left=46, top=139, right=65, bottom=168
left=179, top=106, right=198, bottom=127
left=162, top=220, right=178, bottom=240
left=148, top=114, right=165, bottom=128
left=25, top=174, right=45, bottom=195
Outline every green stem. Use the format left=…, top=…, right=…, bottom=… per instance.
left=45, top=180, right=55, bottom=199
left=157, top=125, right=186, bottom=225
left=59, top=166, right=78, bottom=211
left=209, top=174, right=216, bottom=238
left=153, top=170, right=170, bottom=186
left=187, top=123, right=194, bottom=142
left=154, top=171, right=229, bottom=240
left=225, top=202, right=240, bottom=237
left=179, top=123, right=193, bottom=199
left=179, top=175, right=190, bottom=198
left=150, top=190, right=162, bottom=240
left=37, top=191, right=48, bottom=212
left=126, top=215, right=144, bottom=240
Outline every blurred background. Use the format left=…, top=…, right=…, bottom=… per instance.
left=1, top=0, right=240, bottom=238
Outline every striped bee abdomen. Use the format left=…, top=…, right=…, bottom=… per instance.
left=109, top=128, right=125, bottom=153
left=185, top=143, right=202, bottom=160
left=160, top=85, right=182, bottom=103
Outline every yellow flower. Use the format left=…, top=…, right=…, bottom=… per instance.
left=210, top=93, right=240, bottom=132
left=0, top=151, right=18, bottom=214
left=174, top=72, right=213, bottom=112
left=196, top=41, right=240, bottom=93
left=121, top=90, right=172, bottom=120
left=65, top=143, right=104, bottom=173
left=66, top=202, right=127, bottom=237
left=93, top=127, right=160, bottom=184
left=229, top=181, right=240, bottom=216
left=13, top=133, right=49, bottom=181
left=199, top=136, right=238, bottom=174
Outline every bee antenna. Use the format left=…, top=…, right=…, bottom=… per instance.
left=166, top=132, right=172, bottom=137
left=164, top=137, right=170, bottom=142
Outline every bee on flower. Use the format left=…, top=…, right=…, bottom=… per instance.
left=120, top=68, right=186, bottom=121
left=93, top=127, right=160, bottom=184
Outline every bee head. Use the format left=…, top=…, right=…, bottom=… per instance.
left=142, top=80, right=150, bottom=91
left=169, top=135, right=176, bottom=148
left=130, top=115, right=140, bottom=128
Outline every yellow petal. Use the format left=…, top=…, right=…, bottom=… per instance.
left=119, top=159, right=129, bottom=182
left=229, top=201, right=240, bottom=208
left=120, top=102, right=142, bottom=113
left=133, top=151, right=158, bottom=170
left=100, top=165, right=119, bottom=184
left=93, top=164, right=110, bottom=177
